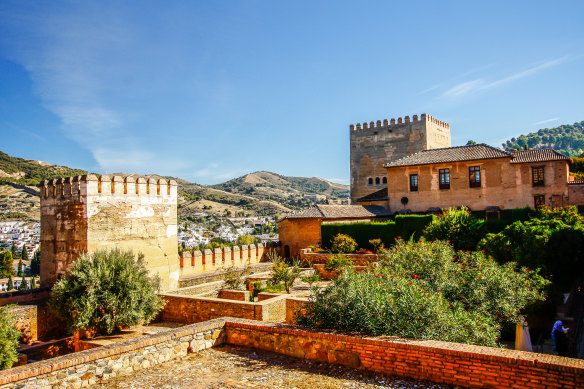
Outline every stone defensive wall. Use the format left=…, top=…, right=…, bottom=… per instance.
left=40, top=174, right=179, bottom=290
left=349, top=113, right=450, bottom=132
left=2, top=318, right=583, bottom=389
left=179, top=244, right=265, bottom=278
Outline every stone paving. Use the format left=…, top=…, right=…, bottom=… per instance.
left=101, top=344, right=454, bottom=389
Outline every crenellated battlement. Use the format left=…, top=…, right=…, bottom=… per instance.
left=350, top=113, right=450, bottom=132
left=39, top=174, right=178, bottom=199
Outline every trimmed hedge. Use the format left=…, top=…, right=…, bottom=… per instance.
left=321, top=215, right=435, bottom=250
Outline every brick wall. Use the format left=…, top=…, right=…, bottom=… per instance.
left=3, top=318, right=584, bottom=389
left=6, top=303, right=65, bottom=343
left=0, top=288, right=51, bottom=307
left=278, top=218, right=322, bottom=258
left=225, top=319, right=584, bottom=389
left=160, top=293, right=287, bottom=324
left=299, top=250, right=377, bottom=266
left=285, top=297, right=308, bottom=324
left=218, top=289, right=250, bottom=301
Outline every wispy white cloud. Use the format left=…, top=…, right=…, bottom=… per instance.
left=442, top=57, right=569, bottom=99
left=533, top=117, right=560, bottom=126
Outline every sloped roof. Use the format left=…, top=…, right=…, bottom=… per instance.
left=355, top=188, right=388, bottom=203
left=385, top=144, right=511, bottom=168
left=281, top=205, right=390, bottom=220
left=510, top=149, right=570, bottom=164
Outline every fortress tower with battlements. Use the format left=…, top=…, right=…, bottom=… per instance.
left=40, top=174, right=179, bottom=291
left=350, top=113, right=451, bottom=202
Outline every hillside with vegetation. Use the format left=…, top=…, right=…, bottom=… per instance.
left=0, top=150, right=349, bottom=220
left=0, top=151, right=87, bottom=186
left=211, top=171, right=349, bottom=210
left=502, top=120, right=584, bottom=156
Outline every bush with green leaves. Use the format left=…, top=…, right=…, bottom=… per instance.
left=324, top=254, right=352, bottom=272
left=297, top=239, right=548, bottom=346
left=49, top=249, right=166, bottom=335
left=423, top=207, right=484, bottom=251
left=223, top=265, right=250, bottom=290
left=270, top=257, right=301, bottom=293
left=478, top=206, right=584, bottom=292
left=0, top=306, right=20, bottom=370
left=330, top=233, right=357, bottom=254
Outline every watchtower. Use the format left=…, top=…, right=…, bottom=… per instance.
left=350, top=113, right=451, bottom=201
left=40, top=174, right=179, bottom=290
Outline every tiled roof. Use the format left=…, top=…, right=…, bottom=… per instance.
left=510, top=149, right=570, bottom=164
left=569, top=180, right=584, bottom=185
left=281, top=205, right=390, bottom=220
left=355, top=188, right=388, bottom=203
left=385, top=144, right=511, bottom=168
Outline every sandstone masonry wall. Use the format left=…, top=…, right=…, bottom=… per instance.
left=350, top=113, right=451, bottom=202
left=179, top=243, right=265, bottom=278
left=40, top=175, right=179, bottom=290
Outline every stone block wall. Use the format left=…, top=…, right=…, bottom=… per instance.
left=0, top=319, right=226, bottom=389
left=278, top=218, right=322, bottom=258
left=40, top=175, right=179, bottom=291
left=217, top=289, right=250, bottom=301
left=350, top=113, right=451, bottom=201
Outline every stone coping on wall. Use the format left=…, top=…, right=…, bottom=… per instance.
left=0, top=318, right=227, bottom=386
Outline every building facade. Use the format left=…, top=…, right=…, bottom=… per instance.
left=384, top=145, right=574, bottom=212
left=350, top=113, right=451, bottom=202
left=40, top=174, right=179, bottom=290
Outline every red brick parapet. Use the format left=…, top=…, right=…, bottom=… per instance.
left=299, top=249, right=377, bottom=266
left=224, top=319, right=584, bottom=389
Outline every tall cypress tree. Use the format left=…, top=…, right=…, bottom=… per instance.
left=21, top=245, right=28, bottom=261
left=17, top=259, right=23, bottom=277
left=7, top=275, right=13, bottom=291
left=18, top=276, right=27, bottom=290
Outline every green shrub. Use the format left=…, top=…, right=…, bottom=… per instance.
left=324, top=254, right=352, bottom=272
left=300, top=272, right=321, bottom=287
left=223, top=265, right=250, bottom=290
left=479, top=206, right=584, bottom=292
left=49, top=249, right=166, bottom=335
left=330, top=234, right=357, bottom=254
left=423, top=207, right=484, bottom=250
left=297, top=240, right=548, bottom=346
left=270, top=256, right=301, bottom=293
left=0, top=306, right=20, bottom=370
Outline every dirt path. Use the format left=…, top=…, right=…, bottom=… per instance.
left=102, top=345, right=453, bottom=389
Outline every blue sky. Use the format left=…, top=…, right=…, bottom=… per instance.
left=1, top=1, right=583, bottom=185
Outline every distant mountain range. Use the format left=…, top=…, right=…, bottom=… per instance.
left=502, top=120, right=584, bottom=157
left=0, top=151, right=349, bottom=219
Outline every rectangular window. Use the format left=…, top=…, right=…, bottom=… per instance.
left=534, top=195, right=545, bottom=208
left=439, top=168, right=450, bottom=190
left=532, top=166, right=545, bottom=186
left=409, top=174, right=418, bottom=192
left=469, top=166, right=481, bottom=188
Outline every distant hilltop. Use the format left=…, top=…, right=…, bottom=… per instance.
left=0, top=150, right=349, bottom=219
left=502, top=120, right=584, bottom=157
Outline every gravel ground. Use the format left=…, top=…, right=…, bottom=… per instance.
left=101, top=345, right=455, bottom=389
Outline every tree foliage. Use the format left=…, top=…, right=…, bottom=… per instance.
left=0, top=306, right=20, bottom=370
left=502, top=120, right=584, bottom=157
left=479, top=206, right=584, bottom=292
left=297, top=240, right=547, bottom=347
left=423, top=207, right=484, bottom=251
left=330, top=233, right=357, bottom=254
left=1, top=250, right=14, bottom=278
left=49, top=249, right=166, bottom=335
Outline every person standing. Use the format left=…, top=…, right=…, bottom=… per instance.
left=551, top=320, right=569, bottom=357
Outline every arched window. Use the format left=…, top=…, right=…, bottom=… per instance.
left=368, top=178, right=373, bottom=185
left=382, top=177, right=387, bottom=184
left=375, top=177, right=380, bottom=185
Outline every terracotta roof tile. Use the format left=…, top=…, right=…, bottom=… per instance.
left=281, top=205, right=390, bottom=220
left=385, top=144, right=511, bottom=168
left=355, top=188, right=388, bottom=203
left=510, top=149, right=570, bottom=164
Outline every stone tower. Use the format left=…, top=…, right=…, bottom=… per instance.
left=350, top=113, right=451, bottom=201
left=40, top=174, right=179, bottom=291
